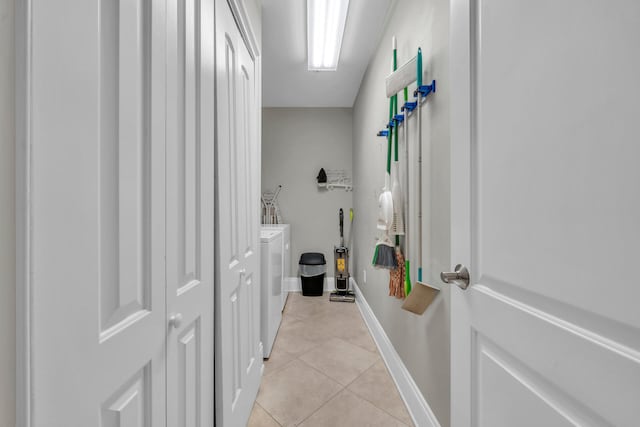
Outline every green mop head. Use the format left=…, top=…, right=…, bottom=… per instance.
left=372, top=233, right=398, bottom=270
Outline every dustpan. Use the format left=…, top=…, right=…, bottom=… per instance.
left=401, top=280, right=439, bottom=315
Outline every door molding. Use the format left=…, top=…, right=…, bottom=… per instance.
left=226, top=0, right=260, bottom=59
left=449, top=0, right=472, bottom=279
left=448, top=2, right=473, bottom=423
left=15, top=0, right=32, bottom=424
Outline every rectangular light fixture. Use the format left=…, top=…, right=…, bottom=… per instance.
left=307, top=0, right=350, bottom=71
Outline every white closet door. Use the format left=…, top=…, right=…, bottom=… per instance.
left=214, top=0, right=262, bottom=425
left=24, top=0, right=167, bottom=425
left=165, top=0, right=215, bottom=426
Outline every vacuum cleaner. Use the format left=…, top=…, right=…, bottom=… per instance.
left=330, top=208, right=356, bottom=303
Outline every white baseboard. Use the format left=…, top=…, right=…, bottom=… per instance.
left=284, top=276, right=336, bottom=293
left=351, top=278, right=441, bottom=427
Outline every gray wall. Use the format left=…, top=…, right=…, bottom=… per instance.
left=262, top=108, right=353, bottom=277
left=0, top=0, right=15, bottom=425
left=352, top=0, right=451, bottom=425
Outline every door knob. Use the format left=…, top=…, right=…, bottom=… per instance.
left=169, top=313, right=183, bottom=329
left=440, top=264, right=470, bottom=290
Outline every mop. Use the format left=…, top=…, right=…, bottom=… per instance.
left=395, top=84, right=413, bottom=299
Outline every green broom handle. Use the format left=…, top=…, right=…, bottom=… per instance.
left=387, top=101, right=392, bottom=175
left=417, top=48, right=422, bottom=87
left=393, top=42, right=399, bottom=247
left=394, top=96, right=398, bottom=162
left=393, top=45, right=398, bottom=163
left=387, top=82, right=393, bottom=175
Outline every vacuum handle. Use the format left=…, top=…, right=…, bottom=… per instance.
left=339, top=208, right=344, bottom=238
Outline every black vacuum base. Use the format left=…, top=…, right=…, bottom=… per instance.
left=329, top=291, right=355, bottom=303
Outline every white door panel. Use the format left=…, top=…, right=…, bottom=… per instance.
left=215, top=0, right=262, bottom=424
left=451, top=1, right=640, bottom=426
left=166, top=0, right=215, bottom=425
left=27, top=0, right=166, bottom=424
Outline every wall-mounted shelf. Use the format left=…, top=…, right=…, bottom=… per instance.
left=317, top=169, right=353, bottom=192
left=317, top=182, right=353, bottom=191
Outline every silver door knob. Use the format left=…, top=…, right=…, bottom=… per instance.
left=440, top=264, right=470, bottom=290
left=169, top=313, right=183, bottom=329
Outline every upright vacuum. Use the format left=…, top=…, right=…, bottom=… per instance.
left=330, top=208, right=356, bottom=303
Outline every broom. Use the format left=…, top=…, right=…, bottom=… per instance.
left=373, top=55, right=398, bottom=271
left=372, top=131, right=397, bottom=269
left=389, top=36, right=406, bottom=297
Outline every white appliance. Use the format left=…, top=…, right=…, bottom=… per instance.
left=260, top=228, right=283, bottom=358
left=262, top=224, right=290, bottom=310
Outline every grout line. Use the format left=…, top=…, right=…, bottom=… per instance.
left=294, top=384, right=346, bottom=426
left=294, top=359, right=347, bottom=425
left=348, top=385, right=414, bottom=427
left=342, top=362, right=415, bottom=427
left=296, top=357, right=346, bottom=390
left=261, top=353, right=296, bottom=379
left=254, top=402, right=283, bottom=427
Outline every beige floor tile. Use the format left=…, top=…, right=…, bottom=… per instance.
left=248, top=402, right=281, bottom=427
left=273, top=317, right=328, bottom=356
left=322, top=302, right=364, bottom=323
left=256, top=359, right=342, bottom=426
left=283, top=293, right=332, bottom=320
left=298, top=337, right=379, bottom=386
left=263, top=345, right=296, bottom=378
left=298, top=389, right=408, bottom=427
left=258, top=292, right=411, bottom=426
left=345, top=327, right=378, bottom=353
left=348, top=361, right=414, bottom=426
left=282, top=311, right=334, bottom=341
left=321, top=312, right=378, bottom=353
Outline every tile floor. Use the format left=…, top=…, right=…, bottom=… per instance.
left=248, top=292, right=414, bottom=427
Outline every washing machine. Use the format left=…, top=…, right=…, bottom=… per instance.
left=260, top=228, right=283, bottom=358
left=262, top=223, right=290, bottom=311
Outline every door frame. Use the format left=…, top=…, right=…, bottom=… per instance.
left=16, top=0, right=33, bottom=424
left=449, top=0, right=473, bottom=425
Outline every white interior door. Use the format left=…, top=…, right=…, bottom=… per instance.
left=450, top=1, right=640, bottom=426
left=214, top=0, right=262, bottom=424
left=23, top=0, right=167, bottom=424
left=165, top=0, right=215, bottom=426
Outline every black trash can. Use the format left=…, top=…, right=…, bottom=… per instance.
left=299, top=252, right=326, bottom=296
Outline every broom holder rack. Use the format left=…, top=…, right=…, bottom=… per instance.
left=402, top=101, right=417, bottom=113
left=415, top=80, right=436, bottom=98
left=375, top=79, right=436, bottom=137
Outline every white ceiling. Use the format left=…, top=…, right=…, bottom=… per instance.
left=262, top=0, right=392, bottom=108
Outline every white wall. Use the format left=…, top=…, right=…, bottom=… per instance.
left=352, top=0, right=451, bottom=425
left=262, top=108, right=353, bottom=277
left=0, top=0, right=15, bottom=425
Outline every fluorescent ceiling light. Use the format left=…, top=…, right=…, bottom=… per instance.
left=307, top=0, right=350, bottom=71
